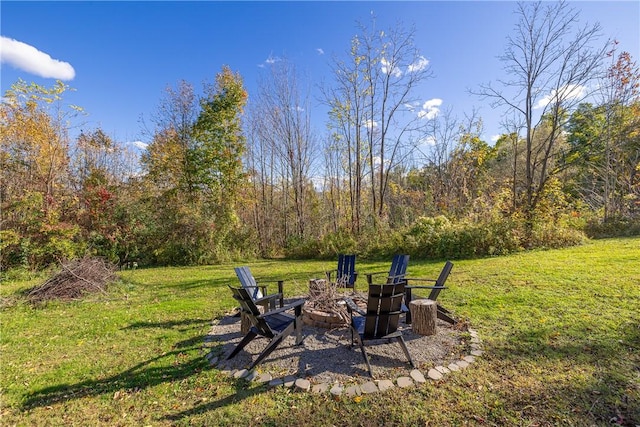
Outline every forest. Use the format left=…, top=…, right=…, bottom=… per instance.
left=1, top=2, right=638, bottom=270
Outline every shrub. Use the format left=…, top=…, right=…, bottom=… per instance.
left=584, top=217, right=640, bottom=239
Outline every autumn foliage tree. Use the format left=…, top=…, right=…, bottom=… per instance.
left=0, top=80, right=83, bottom=268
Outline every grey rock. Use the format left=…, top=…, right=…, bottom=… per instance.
left=360, top=381, right=378, bottom=394
left=396, top=376, right=414, bottom=388
left=463, top=355, right=476, bottom=364
left=256, top=372, right=272, bottom=383
left=295, top=378, right=311, bottom=392
left=427, top=369, right=443, bottom=380
left=330, top=384, right=343, bottom=397
left=447, top=363, right=461, bottom=372
left=456, top=360, right=470, bottom=369
left=345, top=385, right=362, bottom=397
left=435, top=365, right=451, bottom=375
left=283, top=375, right=297, bottom=388
left=234, top=369, right=249, bottom=379
left=311, top=383, right=330, bottom=394
left=377, top=379, right=395, bottom=392
left=410, top=369, right=426, bottom=383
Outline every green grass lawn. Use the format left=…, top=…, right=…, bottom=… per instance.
left=1, top=238, right=639, bottom=426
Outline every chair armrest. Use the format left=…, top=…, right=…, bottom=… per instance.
left=366, top=270, right=389, bottom=277
left=404, top=277, right=436, bottom=284
left=365, top=271, right=389, bottom=284
left=253, top=292, right=284, bottom=305
left=258, top=298, right=304, bottom=318
left=344, top=297, right=365, bottom=316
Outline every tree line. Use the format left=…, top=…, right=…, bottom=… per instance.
left=1, top=1, right=638, bottom=270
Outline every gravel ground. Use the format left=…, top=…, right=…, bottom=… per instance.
left=209, top=303, right=469, bottom=383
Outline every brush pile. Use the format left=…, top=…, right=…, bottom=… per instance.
left=306, top=278, right=365, bottom=324
left=27, top=257, right=117, bottom=303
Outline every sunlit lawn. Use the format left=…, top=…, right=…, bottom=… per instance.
left=1, top=237, right=638, bottom=426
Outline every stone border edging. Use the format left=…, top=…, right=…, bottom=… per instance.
left=203, top=327, right=484, bottom=398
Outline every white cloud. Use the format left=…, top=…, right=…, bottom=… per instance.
left=407, top=56, right=429, bottom=73
left=420, top=135, right=437, bottom=146
left=364, top=119, right=378, bottom=130
left=534, top=84, right=586, bottom=109
left=258, top=54, right=281, bottom=68
left=128, top=141, right=148, bottom=150
left=0, top=36, right=75, bottom=80
left=490, top=134, right=501, bottom=143
left=417, top=98, right=443, bottom=120
left=316, top=48, right=324, bottom=55
left=381, top=58, right=402, bottom=78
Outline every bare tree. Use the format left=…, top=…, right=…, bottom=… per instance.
left=248, top=58, right=317, bottom=240
left=476, top=1, right=607, bottom=230
left=324, top=16, right=433, bottom=231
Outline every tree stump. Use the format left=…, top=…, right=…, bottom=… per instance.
left=240, top=312, right=252, bottom=334
left=409, top=299, right=437, bottom=336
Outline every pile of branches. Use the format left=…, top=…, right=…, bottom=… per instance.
left=27, top=257, right=117, bottom=304
left=307, top=279, right=365, bottom=323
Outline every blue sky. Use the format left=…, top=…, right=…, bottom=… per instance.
left=1, top=1, right=639, bottom=150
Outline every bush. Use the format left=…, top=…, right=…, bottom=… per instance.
left=584, top=217, right=640, bottom=239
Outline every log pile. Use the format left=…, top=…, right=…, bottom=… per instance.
left=306, top=279, right=353, bottom=325
left=27, top=257, right=117, bottom=304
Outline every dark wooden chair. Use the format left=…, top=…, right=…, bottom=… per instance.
left=344, top=282, right=415, bottom=378
left=366, top=254, right=410, bottom=285
left=326, top=254, right=358, bottom=289
left=226, top=286, right=305, bottom=370
left=404, top=261, right=456, bottom=324
left=234, top=266, right=284, bottom=312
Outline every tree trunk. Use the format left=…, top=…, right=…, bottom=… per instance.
left=409, top=299, right=437, bottom=336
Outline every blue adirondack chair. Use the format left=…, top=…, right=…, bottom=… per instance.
left=365, top=254, right=410, bottom=285
left=226, top=285, right=305, bottom=370
left=234, top=266, right=284, bottom=312
left=326, top=254, right=358, bottom=289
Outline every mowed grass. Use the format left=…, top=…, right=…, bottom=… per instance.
left=1, top=238, right=638, bottom=426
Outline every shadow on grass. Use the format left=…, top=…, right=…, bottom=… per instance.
left=123, top=318, right=211, bottom=331
left=163, top=378, right=270, bottom=422
left=21, top=318, right=214, bottom=411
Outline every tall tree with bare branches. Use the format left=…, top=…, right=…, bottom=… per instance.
left=476, top=1, right=607, bottom=235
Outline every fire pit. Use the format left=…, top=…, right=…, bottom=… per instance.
left=302, top=279, right=365, bottom=329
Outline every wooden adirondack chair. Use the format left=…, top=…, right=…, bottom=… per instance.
left=345, top=282, right=415, bottom=378
left=365, top=254, right=410, bottom=285
left=326, top=254, right=358, bottom=289
left=226, top=286, right=305, bottom=370
left=234, top=266, right=284, bottom=312
left=404, top=261, right=456, bottom=325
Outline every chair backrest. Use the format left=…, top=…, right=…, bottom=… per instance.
left=363, top=282, right=405, bottom=339
left=234, top=266, right=263, bottom=300
left=228, top=286, right=274, bottom=337
left=337, top=254, right=357, bottom=287
left=387, top=254, right=409, bottom=284
left=427, top=261, right=453, bottom=301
